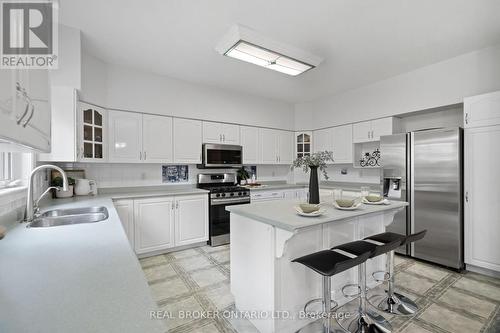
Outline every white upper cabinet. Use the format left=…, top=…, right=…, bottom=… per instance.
left=464, top=91, right=500, bottom=128
left=174, top=118, right=202, bottom=163
left=174, top=194, right=209, bottom=246
left=332, top=124, right=353, bottom=163
left=259, top=128, right=293, bottom=164
left=240, top=126, right=260, bottom=164
left=203, top=121, right=239, bottom=144
left=260, top=128, right=278, bottom=164
left=353, top=117, right=400, bottom=143
left=108, top=110, right=142, bottom=163
left=78, top=102, right=107, bottom=162
left=278, top=130, right=294, bottom=164
left=313, top=128, right=333, bottom=154
left=0, top=69, right=51, bottom=152
left=143, top=114, right=173, bottom=163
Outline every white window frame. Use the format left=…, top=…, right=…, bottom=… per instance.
left=0, top=152, right=13, bottom=187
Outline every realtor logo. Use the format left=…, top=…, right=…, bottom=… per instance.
left=1, top=0, right=58, bottom=68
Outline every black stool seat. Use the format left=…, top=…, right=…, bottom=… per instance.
left=331, top=237, right=403, bottom=259
left=292, top=250, right=371, bottom=276
left=365, top=230, right=426, bottom=247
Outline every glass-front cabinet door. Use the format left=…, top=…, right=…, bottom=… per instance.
left=296, top=132, right=312, bottom=159
left=78, top=102, right=106, bottom=162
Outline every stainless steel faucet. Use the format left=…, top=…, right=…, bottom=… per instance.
left=25, top=165, right=68, bottom=222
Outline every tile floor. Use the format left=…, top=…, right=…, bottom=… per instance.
left=140, top=245, right=500, bottom=333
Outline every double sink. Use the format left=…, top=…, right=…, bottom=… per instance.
left=29, top=206, right=109, bottom=228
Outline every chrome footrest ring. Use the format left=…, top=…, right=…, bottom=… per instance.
left=341, top=283, right=361, bottom=298
left=372, top=270, right=391, bottom=282
left=303, top=298, right=338, bottom=314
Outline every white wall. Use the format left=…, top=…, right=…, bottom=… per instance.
left=50, top=25, right=81, bottom=88
left=296, top=44, right=500, bottom=130
left=80, top=55, right=295, bottom=130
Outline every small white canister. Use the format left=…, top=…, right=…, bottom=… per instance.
left=74, top=179, right=97, bottom=196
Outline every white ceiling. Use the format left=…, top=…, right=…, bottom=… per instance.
left=60, top=0, right=500, bottom=103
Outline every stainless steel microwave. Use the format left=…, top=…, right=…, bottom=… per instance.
left=201, top=144, right=243, bottom=168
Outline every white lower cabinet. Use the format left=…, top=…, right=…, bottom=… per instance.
left=114, top=194, right=208, bottom=255
left=134, top=197, right=175, bottom=254
left=175, top=195, right=209, bottom=246
left=113, top=199, right=135, bottom=248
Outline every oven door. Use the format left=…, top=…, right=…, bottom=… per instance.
left=209, top=199, right=249, bottom=246
left=203, top=144, right=242, bottom=168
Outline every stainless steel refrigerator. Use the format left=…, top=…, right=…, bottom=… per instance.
left=380, top=128, right=464, bottom=270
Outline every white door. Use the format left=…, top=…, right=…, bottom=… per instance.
left=174, top=194, right=209, bottom=246
left=278, top=130, right=294, bottom=164
left=464, top=91, right=500, bottom=128
left=174, top=118, right=202, bottom=163
left=221, top=124, right=240, bottom=144
left=313, top=128, right=333, bottom=154
left=78, top=103, right=107, bottom=162
left=332, top=124, right=353, bottom=164
left=108, top=110, right=142, bottom=162
left=202, top=121, right=222, bottom=143
left=260, top=128, right=278, bottom=164
left=240, top=126, right=260, bottom=164
left=134, top=197, right=175, bottom=254
left=352, top=121, right=372, bottom=143
left=371, top=117, right=396, bottom=141
left=114, top=200, right=134, bottom=248
left=143, top=114, right=173, bottom=163
left=464, top=125, right=500, bottom=272
left=23, top=69, right=51, bottom=140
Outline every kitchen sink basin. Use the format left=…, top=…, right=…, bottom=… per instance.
left=29, top=206, right=109, bottom=228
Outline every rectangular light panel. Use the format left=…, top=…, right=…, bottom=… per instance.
left=225, top=41, right=313, bottom=76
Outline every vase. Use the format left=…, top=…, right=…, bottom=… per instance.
left=309, top=166, right=320, bottom=204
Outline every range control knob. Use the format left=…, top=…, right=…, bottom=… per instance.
left=238, top=192, right=242, bottom=196
left=221, top=193, right=226, bottom=197
left=216, top=193, right=221, bottom=198
left=230, top=192, right=235, bottom=196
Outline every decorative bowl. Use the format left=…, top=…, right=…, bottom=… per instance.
left=335, top=199, right=355, bottom=208
left=365, top=195, right=383, bottom=202
left=299, top=203, right=321, bottom=213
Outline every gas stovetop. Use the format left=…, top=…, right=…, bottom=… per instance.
left=197, top=173, right=250, bottom=200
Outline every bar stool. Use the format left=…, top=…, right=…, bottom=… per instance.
left=331, top=237, right=404, bottom=333
left=292, top=249, right=372, bottom=333
left=365, top=230, right=427, bottom=316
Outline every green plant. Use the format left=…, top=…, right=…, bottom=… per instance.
left=290, top=151, right=334, bottom=180
left=51, top=176, right=75, bottom=187
left=236, top=168, right=250, bottom=180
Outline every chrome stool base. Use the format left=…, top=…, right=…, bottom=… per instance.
left=339, top=310, right=393, bottom=333
left=373, top=292, right=418, bottom=316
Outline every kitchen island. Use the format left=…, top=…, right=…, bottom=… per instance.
left=227, top=199, right=408, bottom=333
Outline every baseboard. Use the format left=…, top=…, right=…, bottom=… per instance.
left=466, top=264, right=500, bottom=278
left=137, top=241, right=208, bottom=259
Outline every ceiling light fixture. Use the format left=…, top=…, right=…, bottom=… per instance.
left=216, top=25, right=322, bottom=76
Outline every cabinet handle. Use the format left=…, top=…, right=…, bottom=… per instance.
left=465, top=113, right=469, bottom=124
left=176, top=201, right=179, bottom=209
left=465, top=191, right=469, bottom=202
left=144, top=151, right=146, bottom=160
left=371, top=130, right=374, bottom=139
left=139, top=151, right=142, bottom=160
left=219, top=134, right=222, bottom=142
left=223, top=134, right=226, bottom=142
left=171, top=202, right=175, bottom=210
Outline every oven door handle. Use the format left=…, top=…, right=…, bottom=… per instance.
left=210, top=198, right=250, bottom=206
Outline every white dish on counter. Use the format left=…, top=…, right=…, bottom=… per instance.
left=362, top=198, right=390, bottom=205
left=294, top=206, right=326, bottom=217
left=332, top=202, right=363, bottom=211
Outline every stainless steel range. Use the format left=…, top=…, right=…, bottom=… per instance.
left=197, top=173, right=250, bottom=246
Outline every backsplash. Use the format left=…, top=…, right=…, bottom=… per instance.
left=54, top=163, right=294, bottom=188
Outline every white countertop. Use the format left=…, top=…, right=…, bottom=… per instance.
left=227, top=200, right=408, bottom=232
left=0, top=187, right=208, bottom=333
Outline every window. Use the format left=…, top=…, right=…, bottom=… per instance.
left=296, top=133, right=311, bottom=158
left=0, top=152, right=13, bottom=187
